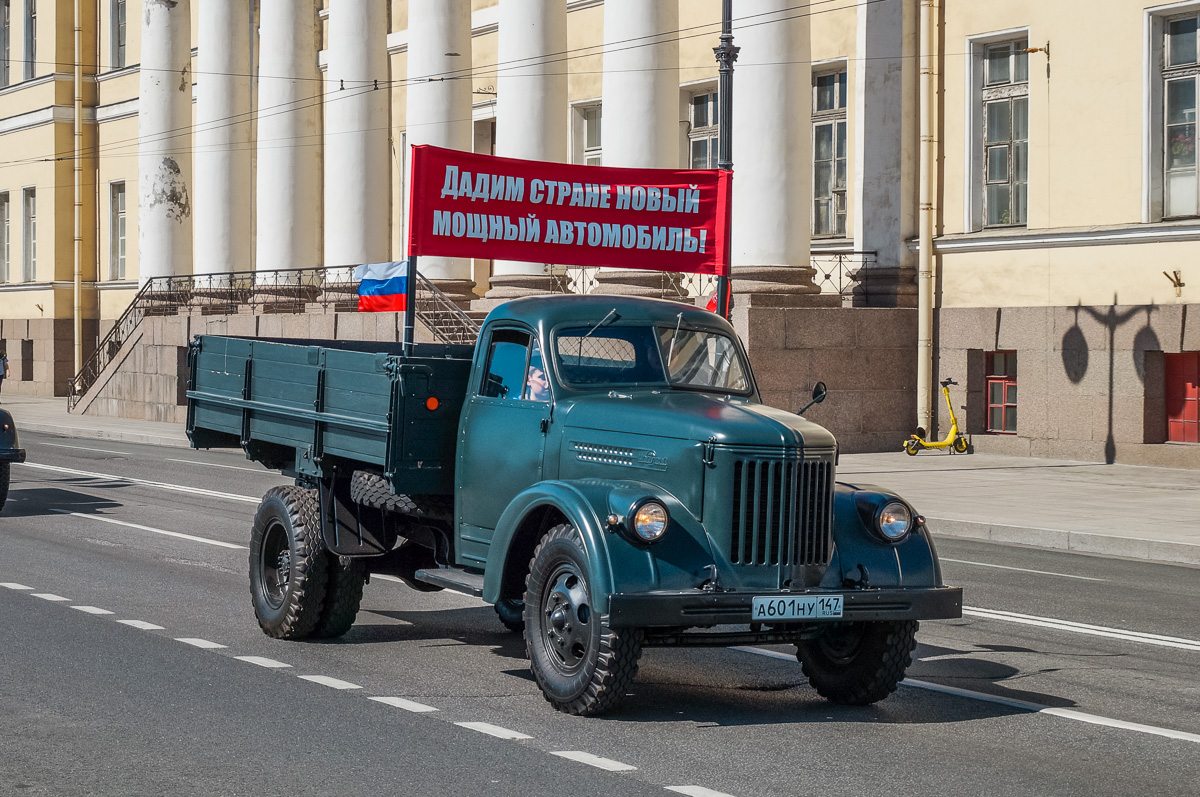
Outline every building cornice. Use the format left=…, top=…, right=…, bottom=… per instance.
left=0, top=105, right=98, bottom=136
left=908, top=220, right=1200, bottom=254
left=96, top=98, right=139, bottom=124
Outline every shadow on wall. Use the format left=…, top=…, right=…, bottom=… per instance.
left=1061, top=296, right=1158, bottom=464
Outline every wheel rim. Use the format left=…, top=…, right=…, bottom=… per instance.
left=259, top=520, right=291, bottom=610
left=540, top=562, right=592, bottom=673
left=816, top=624, right=865, bottom=664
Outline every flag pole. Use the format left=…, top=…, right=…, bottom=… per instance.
left=714, top=0, right=738, bottom=320
left=403, top=256, right=418, bottom=356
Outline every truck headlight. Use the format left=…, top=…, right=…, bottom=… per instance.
left=631, top=501, right=669, bottom=542
left=877, top=502, right=912, bottom=541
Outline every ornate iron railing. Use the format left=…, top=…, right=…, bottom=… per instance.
left=810, top=250, right=875, bottom=300
left=67, top=265, right=480, bottom=410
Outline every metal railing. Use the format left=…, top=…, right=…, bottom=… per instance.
left=67, top=265, right=480, bottom=410
left=810, top=250, right=874, bottom=301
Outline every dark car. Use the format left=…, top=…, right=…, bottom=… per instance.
left=0, top=408, right=27, bottom=512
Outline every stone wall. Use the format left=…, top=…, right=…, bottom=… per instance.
left=936, top=303, right=1200, bottom=468
left=734, top=305, right=918, bottom=454
left=1, top=318, right=98, bottom=397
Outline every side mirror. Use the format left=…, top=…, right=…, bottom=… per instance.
left=797, top=381, right=828, bottom=415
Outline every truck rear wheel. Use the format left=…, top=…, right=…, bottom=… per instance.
left=524, top=524, right=642, bottom=716
left=249, top=486, right=329, bottom=639
left=0, top=462, right=9, bottom=512
left=795, top=620, right=918, bottom=705
left=495, top=598, right=525, bottom=633
left=312, top=555, right=365, bottom=639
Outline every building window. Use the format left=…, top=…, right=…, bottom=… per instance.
left=581, top=105, right=602, bottom=166
left=1164, top=15, right=1199, bottom=218
left=21, top=187, right=34, bottom=282
left=689, top=89, right=719, bottom=169
left=0, top=193, right=8, bottom=283
left=982, top=40, right=1028, bottom=227
left=23, top=0, right=34, bottom=81
left=1165, top=352, right=1198, bottom=443
left=812, top=69, right=848, bottom=237
left=110, top=182, right=126, bottom=280
left=986, top=351, right=1018, bottom=433
left=111, top=0, right=127, bottom=69
left=1, top=0, right=11, bottom=87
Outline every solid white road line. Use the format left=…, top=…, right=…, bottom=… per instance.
left=963, top=607, right=1200, bottom=652
left=0, top=583, right=33, bottom=590
left=72, top=606, right=114, bottom=615
left=550, top=751, right=637, bottom=772
left=235, top=656, right=291, bottom=669
left=175, top=638, right=227, bottom=650
left=40, top=442, right=129, bottom=455
left=368, top=696, right=439, bottom=713
left=298, top=675, right=362, bottom=690
left=940, top=558, right=1106, bottom=582
left=49, top=509, right=247, bottom=550
left=165, top=458, right=267, bottom=474
left=22, top=462, right=260, bottom=504
left=455, top=722, right=532, bottom=741
left=31, top=593, right=70, bottom=602
left=734, top=646, right=1200, bottom=745
left=118, top=620, right=165, bottom=631
left=666, top=787, right=739, bottom=797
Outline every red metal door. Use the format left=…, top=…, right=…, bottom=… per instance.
left=1165, top=352, right=1199, bottom=444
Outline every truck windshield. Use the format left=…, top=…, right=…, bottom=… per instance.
left=554, top=324, right=749, bottom=394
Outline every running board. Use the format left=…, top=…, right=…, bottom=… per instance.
left=413, top=567, right=485, bottom=597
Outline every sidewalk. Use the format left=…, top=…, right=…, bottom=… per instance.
left=4, top=395, right=1198, bottom=566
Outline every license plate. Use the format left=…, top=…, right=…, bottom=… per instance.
left=751, top=595, right=843, bottom=621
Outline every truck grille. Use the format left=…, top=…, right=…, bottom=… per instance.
left=730, top=456, right=833, bottom=567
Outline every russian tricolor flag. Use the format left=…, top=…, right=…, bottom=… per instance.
left=355, top=261, right=408, bottom=312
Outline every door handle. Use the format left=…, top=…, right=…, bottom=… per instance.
left=540, top=418, right=549, bottom=434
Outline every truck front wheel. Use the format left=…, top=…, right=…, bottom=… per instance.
left=249, top=486, right=329, bottom=639
left=795, top=620, right=918, bottom=705
left=524, top=524, right=642, bottom=716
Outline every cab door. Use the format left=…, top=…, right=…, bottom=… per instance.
left=456, top=327, right=551, bottom=566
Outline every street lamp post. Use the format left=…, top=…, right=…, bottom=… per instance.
left=714, top=0, right=739, bottom=319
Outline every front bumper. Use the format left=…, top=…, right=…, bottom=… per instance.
left=0, top=448, right=26, bottom=463
left=608, top=585, right=963, bottom=627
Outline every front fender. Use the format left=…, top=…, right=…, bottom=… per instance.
left=0, top=409, right=26, bottom=463
left=831, top=482, right=945, bottom=588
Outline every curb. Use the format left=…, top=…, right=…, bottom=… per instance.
left=928, top=516, right=1200, bottom=568
left=19, top=421, right=191, bottom=450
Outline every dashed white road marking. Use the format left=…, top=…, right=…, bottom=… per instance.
left=118, top=620, right=165, bottom=631
left=550, top=751, right=637, bottom=772
left=166, top=458, right=268, bottom=474
left=72, top=606, right=114, bottom=615
left=940, top=558, right=1106, bottom=582
left=23, top=462, right=260, bottom=504
left=40, top=442, right=129, bottom=456
left=1, top=583, right=33, bottom=590
left=49, top=509, right=247, bottom=550
left=667, top=787, right=739, bottom=797
left=735, top=646, right=1200, bottom=745
left=31, top=593, right=70, bottom=602
left=369, top=696, right=439, bottom=713
left=963, top=607, right=1200, bottom=652
left=455, top=722, right=532, bottom=741
left=235, top=655, right=291, bottom=669
left=298, top=675, right=362, bottom=690
left=176, top=638, right=227, bottom=650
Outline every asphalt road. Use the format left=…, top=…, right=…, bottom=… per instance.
left=1, top=430, right=1198, bottom=797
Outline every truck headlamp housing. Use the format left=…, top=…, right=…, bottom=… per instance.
left=876, top=501, right=912, bottom=541
left=630, top=501, right=669, bottom=542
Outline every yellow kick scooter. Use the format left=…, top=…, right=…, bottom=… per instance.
left=904, top=378, right=970, bottom=455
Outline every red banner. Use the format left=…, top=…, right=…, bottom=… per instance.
left=406, top=145, right=731, bottom=276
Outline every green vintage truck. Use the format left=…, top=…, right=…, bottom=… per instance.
left=187, top=295, right=961, bottom=715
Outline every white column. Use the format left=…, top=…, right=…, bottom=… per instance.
left=325, top=0, right=390, bottom=271
left=600, top=0, right=678, bottom=169
left=406, top=0, right=473, bottom=291
left=853, top=0, right=919, bottom=306
left=489, top=0, right=567, bottom=295
left=137, top=0, right=192, bottom=286
left=731, top=1, right=809, bottom=275
left=194, top=0, right=252, bottom=279
left=256, top=0, right=322, bottom=274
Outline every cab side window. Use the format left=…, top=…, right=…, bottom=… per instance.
left=481, top=329, right=532, bottom=399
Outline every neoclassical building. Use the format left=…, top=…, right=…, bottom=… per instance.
left=0, top=0, right=1197, bottom=466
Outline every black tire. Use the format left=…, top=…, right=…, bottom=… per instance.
left=249, top=486, right=329, bottom=639
left=524, top=524, right=642, bottom=716
left=312, top=555, right=365, bottom=639
left=350, top=471, right=452, bottom=519
left=796, top=620, right=918, bottom=705
left=0, top=462, right=9, bottom=512
left=953, top=435, right=969, bottom=454
left=495, top=597, right=525, bottom=633
left=903, top=440, right=920, bottom=456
